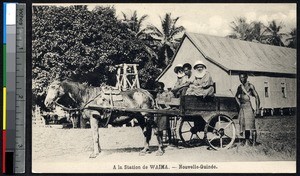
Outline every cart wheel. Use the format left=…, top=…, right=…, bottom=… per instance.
left=204, top=114, right=236, bottom=150
left=179, top=117, right=205, bottom=147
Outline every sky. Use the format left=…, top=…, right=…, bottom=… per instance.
left=34, top=3, right=297, bottom=37
left=90, top=3, right=296, bottom=37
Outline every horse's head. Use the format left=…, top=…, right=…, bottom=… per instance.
left=44, top=80, right=66, bottom=108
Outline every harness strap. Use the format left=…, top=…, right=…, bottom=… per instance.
left=240, top=84, right=251, bottom=97
left=240, top=83, right=256, bottom=110
left=54, top=91, right=103, bottom=112
left=55, top=101, right=83, bottom=111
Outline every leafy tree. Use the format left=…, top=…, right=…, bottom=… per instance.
left=32, top=5, right=156, bottom=106
left=286, top=28, right=296, bottom=48
left=142, top=13, right=185, bottom=68
left=264, top=20, right=286, bottom=46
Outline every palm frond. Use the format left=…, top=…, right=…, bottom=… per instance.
left=227, top=33, right=238, bottom=39
left=161, top=13, right=172, bottom=37
left=137, top=14, right=148, bottom=31
left=174, top=38, right=182, bottom=42
left=121, top=12, right=127, bottom=20
left=170, top=26, right=185, bottom=37
left=132, top=10, right=137, bottom=19
left=172, top=17, right=180, bottom=25
left=143, top=44, right=158, bottom=60
left=144, top=25, right=164, bottom=38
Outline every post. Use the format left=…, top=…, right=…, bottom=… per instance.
left=134, top=65, right=140, bottom=88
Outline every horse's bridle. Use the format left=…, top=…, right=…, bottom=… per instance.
left=54, top=90, right=104, bottom=112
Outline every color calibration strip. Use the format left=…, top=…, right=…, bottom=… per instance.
left=2, top=3, right=26, bottom=174
left=2, top=2, right=6, bottom=172
left=3, top=2, right=17, bottom=174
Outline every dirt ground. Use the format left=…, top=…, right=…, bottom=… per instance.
left=32, top=115, right=296, bottom=173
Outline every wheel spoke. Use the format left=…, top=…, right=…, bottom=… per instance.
left=195, top=132, right=201, bottom=139
left=181, top=130, right=190, bottom=134
left=220, top=136, right=223, bottom=148
left=189, top=133, right=194, bottom=141
left=208, top=135, right=219, bottom=142
left=207, top=124, right=218, bottom=131
left=223, top=133, right=232, bottom=139
left=223, top=121, right=233, bottom=129
left=187, top=121, right=193, bottom=128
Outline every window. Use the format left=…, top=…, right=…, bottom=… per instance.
left=264, top=82, right=269, bottom=98
left=281, top=83, right=287, bottom=98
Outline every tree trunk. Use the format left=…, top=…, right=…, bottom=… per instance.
left=164, top=49, right=169, bottom=66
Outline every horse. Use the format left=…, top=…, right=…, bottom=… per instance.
left=44, top=80, right=155, bottom=158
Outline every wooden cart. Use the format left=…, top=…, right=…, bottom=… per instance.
left=87, top=95, right=239, bottom=150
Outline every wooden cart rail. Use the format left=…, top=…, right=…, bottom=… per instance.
left=87, top=95, right=238, bottom=117
left=86, top=105, right=181, bottom=116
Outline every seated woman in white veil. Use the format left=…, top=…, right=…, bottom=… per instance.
left=185, top=60, right=214, bottom=98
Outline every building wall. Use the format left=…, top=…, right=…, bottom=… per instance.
left=159, top=37, right=232, bottom=96
left=230, top=74, right=296, bottom=108
left=158, top=38, right=296, bottom=109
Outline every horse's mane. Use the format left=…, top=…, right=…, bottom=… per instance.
left=60, top=80, right=89, bottom=103
left=61, top=80, right=86, bottom=93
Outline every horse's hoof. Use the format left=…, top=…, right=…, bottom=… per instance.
left=139, top=149, right=150, bottom=156
left=89, top=152, right=99, bottom=158
left=155, top=150, right=164, bottom=156
left=207, top=147, right=213, bottom=150
left=245, top=140, right=250, bottom=146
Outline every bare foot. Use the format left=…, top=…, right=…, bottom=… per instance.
left=156, top=150, right=164, bottom=156
left=139, top=148, right=150, bottom=156
left=89, top=152, right=99, bottom=158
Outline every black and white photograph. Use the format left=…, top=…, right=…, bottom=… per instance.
left=31, top=3, right=296, bottom=173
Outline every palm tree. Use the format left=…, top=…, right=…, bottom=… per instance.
left=228, top=17, right=252, bottom=41
left=264, top=20, right=286, bottom=46
left=142, top=13, right=185, bottom=67
left=286, top=28, right=296, bottom=48
left=248, top=21, right=268, bottom=43
left=121, top=11, right=158, bottom=59
left=121, top=10, right=148, bottom=38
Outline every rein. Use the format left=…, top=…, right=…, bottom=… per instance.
left=54, top=88, right=113, bottom=127
left=54, top=94, right=112, bottom=128
left=54, top=101, right=84, bottom=111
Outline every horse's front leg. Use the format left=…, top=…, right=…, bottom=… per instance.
left=89, top=112, right=101, bottom=158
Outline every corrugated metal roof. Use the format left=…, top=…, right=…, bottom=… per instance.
left=186, top=32, right=296, bottom=74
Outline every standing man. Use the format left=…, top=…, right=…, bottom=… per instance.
left=235, top=73, right=260, bottom=146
